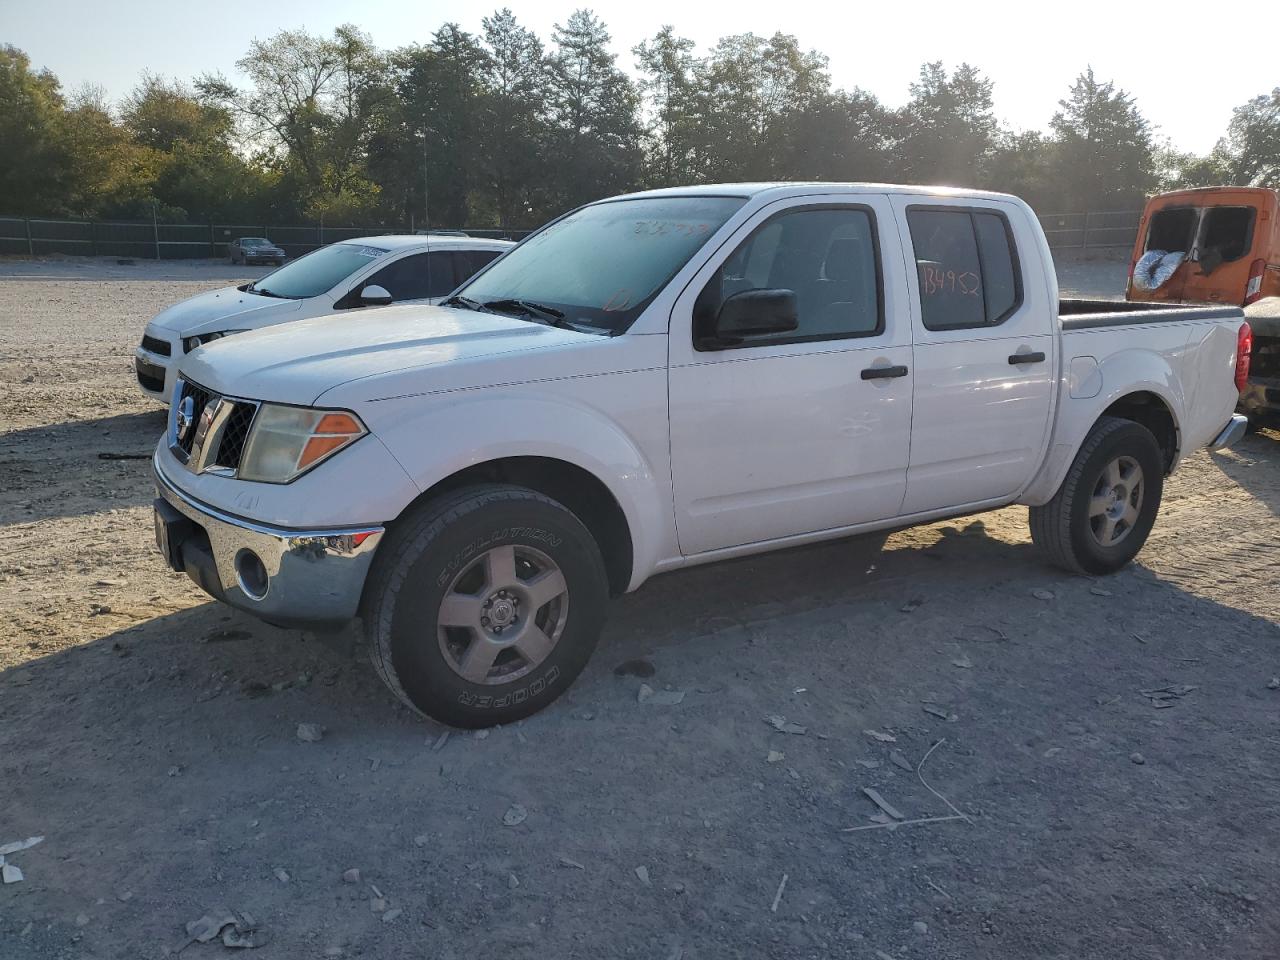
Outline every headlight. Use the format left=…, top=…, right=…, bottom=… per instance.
left=183, top=329, right=248, bottom=353
left=237, top=404, right=367, bottom=483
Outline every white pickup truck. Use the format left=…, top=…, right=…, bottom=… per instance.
left=150, top=183, right=1251, bottom=727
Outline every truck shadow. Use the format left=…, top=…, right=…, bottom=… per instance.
left=0, top=410, right=166, bottom=525
left=3, top=517, right=1277, bottom=957
left=1209, top=427, right=1280, bottom=516
left=2, top=517, right=1277, bottom=956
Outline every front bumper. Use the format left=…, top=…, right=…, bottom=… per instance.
left=1210, top=413, right=1249, bottom=450
left=153, top=463, right=384, bottom=628
left=135, top=346, right=176, bottom=402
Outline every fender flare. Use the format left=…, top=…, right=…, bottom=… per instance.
left=368, top=389, right=674, bottom=590
left=1019, top=351, right=1184, bottom=506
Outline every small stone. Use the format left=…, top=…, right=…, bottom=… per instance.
left=342, top=869, right=361, bottom=884
left=766, top=750, right=785, bottom=763
left=116, top=890, right=134, bottom=902
left=508, top=874, right=520, bottom=890
left=913, top=920, right=928, bottom=935
left=764, top=715, right=807, bottom=735
left=503, top=804, right=528, bottom=827
left=296, top=723, right=324, bottom=743
left=2, top=863, right=23, bottom=884
left=1089, top=587, right=1112, bottom=597
left=381, top=908, right=402, bottom=923
left=1130, top=752, right=1146, bottom=765
left=413, top=834, right=429, bottom=847
left=1032, top=588, right=1055, bottom=601
left=370, top=898, right=387, bottom=913
left=854, top=759, right=881, bottom=769
left=167, top=765, right=181, bottom=777
left=951, top=655, right=973, bottom=669
left=558, top=856, right=585, bottom=870
left=639, top=684, right=685, bottom=705
left=75, top=914, right=90, bottom=928
left=889, top=750, right=913, bottom=771
left=635, top=865, right=650, bottom=886
left=274, top=868, right=290, bottom=882
left=864, top=729, right=896, bottom=743
left=473, top=729, right=490, bottom=740
left=1268, top=677, right=1280, bottom=690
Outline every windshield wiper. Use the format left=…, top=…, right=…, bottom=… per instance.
left=442, top=295, right=495, bottom=313
left=245, top=283, right=290, bottom=299
left=482, top=298, right=567, bottom=323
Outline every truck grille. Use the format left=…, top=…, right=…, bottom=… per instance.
left=216, top=401, right=257, bottom=469
left=141, top=334, right=172, bottom=356
left=172, top=378, right=259, bottom=473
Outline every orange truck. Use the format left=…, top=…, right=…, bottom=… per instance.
left=1126, top=187, right=1280, bottom=422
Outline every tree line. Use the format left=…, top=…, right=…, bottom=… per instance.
left=2, top=10, right=1278, bottom=229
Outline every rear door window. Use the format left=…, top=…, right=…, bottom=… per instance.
left=907, top=208, right=1022, bottom=330
left=1198, top=206, right=1256, bottom=266
left=1146, top=208, right=1198, bottom=254
left=457, top=249, right=502, bottom=282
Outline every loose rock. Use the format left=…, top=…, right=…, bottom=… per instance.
left=889, top=750, right=913, bottom=772
left=635, top=865, right=651, bottom=885
left=913, top=920, right=929, bottom=935
left=1032, top=588, right=1055, bottom=601
left=296, top=723, right=324, bottom=743
left=864, top=729, right=897, bottom=743
left=764, top=715, right=807, bottom=735
left=1130, top=752, right=1146, bottom=765
left=503, top=804, right=528, bottom=827
left=639, top=684, right=685, bottom=705
left=342, top=869, right=361, bottom=884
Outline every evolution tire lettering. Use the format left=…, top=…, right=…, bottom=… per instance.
left=434, top=527, right=564, bottom=587
left=456, top=666, right=560, bottom=708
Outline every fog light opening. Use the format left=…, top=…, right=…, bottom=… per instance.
left=235, top=549, right=269, bottom=601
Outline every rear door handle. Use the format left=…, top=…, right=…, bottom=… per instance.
left=861, top=364, right=909, bottom=380
left=1008, top=351, right=1046, bottom=365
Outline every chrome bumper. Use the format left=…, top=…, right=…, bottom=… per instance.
left=1210, top=413, right=1249, bottom=450
left=153, top=464, right=383, bottom=627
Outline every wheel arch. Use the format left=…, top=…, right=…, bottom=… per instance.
left=394, top=456, right=635, bottom=597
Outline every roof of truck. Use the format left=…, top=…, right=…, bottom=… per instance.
left=610, top=182, right=1022, bottom=203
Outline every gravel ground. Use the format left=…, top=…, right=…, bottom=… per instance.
left=2, top=256, right=1278, bottom=959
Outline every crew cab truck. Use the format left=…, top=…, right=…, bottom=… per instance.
left=150, top=183, right=1250, bottom=728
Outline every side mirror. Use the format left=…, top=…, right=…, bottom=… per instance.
left=706, top=289, right=799, bottom=346
left=360, top=284, right=393, bottom=306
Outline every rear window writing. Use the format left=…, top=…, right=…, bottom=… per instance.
left=907, top=208, right=1021, bottom=331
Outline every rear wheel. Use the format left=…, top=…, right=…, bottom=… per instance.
left=362, top=484, right=609, bottom=727
left=1029, top=416, right=1164, bottom=575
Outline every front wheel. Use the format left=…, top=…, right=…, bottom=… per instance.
left=362, top=484, right=609, bottom=727
left=1029, top=416, right=1164, bottom=575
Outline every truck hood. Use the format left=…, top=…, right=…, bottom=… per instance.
left=177, top=303, right=591, bottom=405
left=149, top=286, right=305, bottom=335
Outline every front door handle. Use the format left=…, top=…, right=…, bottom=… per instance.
left=861, top=364, right=909, bottom=380
left=1008, top=351, right=1046, bottom=365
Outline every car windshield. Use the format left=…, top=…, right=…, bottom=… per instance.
left=250, top=243, right=388, bottom=299
left=456, top=196, right=747, bottom=333
left=241, top=238, right=270, bottom=247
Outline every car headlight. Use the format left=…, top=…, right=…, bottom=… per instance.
left=183, top=329, right=248, bottom=353
left=237, top=404, right=367, bottom=483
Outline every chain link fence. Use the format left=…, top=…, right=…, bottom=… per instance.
left=0, top=216, right=531, bottom=260
left=1035, top=210, right=1142, bottom=251
left=1, top=210, right=1138, bottom=260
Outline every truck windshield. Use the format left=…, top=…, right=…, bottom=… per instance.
left=249, top=243, right=388, bottom=299
left=456, top=196, right=747, bottom=333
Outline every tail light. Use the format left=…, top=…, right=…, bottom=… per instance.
left=1245, top=258, right=1266, bottom=305
left=1235, top=321, right=1253, bottom=394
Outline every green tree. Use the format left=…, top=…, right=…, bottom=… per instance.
left=0, top=45, right=71, bottom=215
left=198, top=25, right=390, bottom=221
left=697, top=32, right=830, bottom=181
left=984, top=130, right=1060, bottom=209
left=895, top=62, right=998, bottom=187
left=478, top=9, right=553, bottom=227
left=1215, top=88, right=1280, bottom=187
left=633, top=26, right=703, bottom=186
left=546, top=9, right=643, bottom=208
left=1050, top=67, right=1155, bottom=210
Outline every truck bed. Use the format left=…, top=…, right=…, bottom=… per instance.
left=1060, top=298, right=1243, bottom=330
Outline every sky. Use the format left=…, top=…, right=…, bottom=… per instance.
left=2, top=0, right=1270, bottom=155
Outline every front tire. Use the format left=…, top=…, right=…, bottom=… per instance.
left=362, top=484, right=609, bottom=727
left=1029, top=416, right=1164, bottom=575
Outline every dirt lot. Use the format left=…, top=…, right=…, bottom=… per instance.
left=2, top=257, right=1278, bottom=959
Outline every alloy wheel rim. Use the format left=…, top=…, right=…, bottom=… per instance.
left=436, top=544, right=569, bottom=685
left=1088, top=455, right=1144, bottom=548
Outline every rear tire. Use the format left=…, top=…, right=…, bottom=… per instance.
left=1029, top=416, right=1164, bottom=575
left=361, top=484, right=609, bottom=727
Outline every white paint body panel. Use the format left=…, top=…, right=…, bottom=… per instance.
left=136, top=236, right=512, bottom=402
left=157, top=183, right=1246, bottom=598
